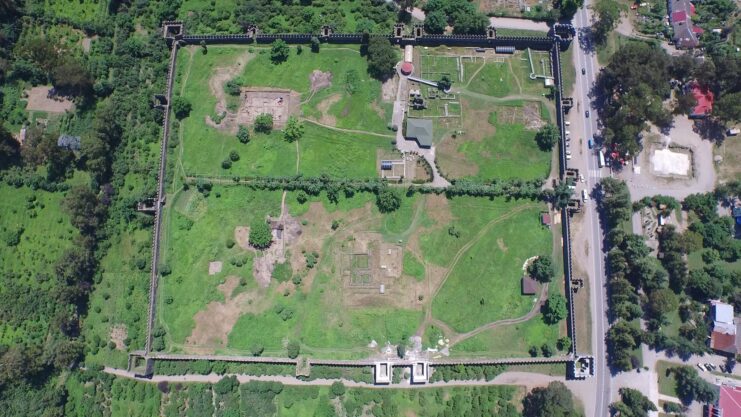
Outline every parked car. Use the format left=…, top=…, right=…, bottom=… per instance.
left=697, top=364, right=706, bottom=372
left=588, top=139, right=593, bottom=149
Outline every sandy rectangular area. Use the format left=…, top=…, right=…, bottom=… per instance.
left=24, top=86, right=75, bottom=113
left=650, top=148, right=690, bottom=176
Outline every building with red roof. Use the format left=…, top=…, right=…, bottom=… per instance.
left=690, top=83, right=714, bottom=118
left=670, top=0, right=701, bottom=49
left=707, top=385, right=741, bottom=417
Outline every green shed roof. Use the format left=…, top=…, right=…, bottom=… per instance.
left=406, top=118, right=433, bottom=148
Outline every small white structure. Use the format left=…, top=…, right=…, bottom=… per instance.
left=411, top=361, right=429, bottom=384
left=374, top=362, right=392, bottom=384
left=404, top=45, right=413, bottom=63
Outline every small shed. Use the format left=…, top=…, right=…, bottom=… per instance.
left=541, top=213, right=551, bottom=226
left=57, top=134, right=81, bottom=151
left=522, top=276, right=538, bottom=295
left=381, top=161, right=393, bottom=170
left=495, top=46, right=515, bottom=54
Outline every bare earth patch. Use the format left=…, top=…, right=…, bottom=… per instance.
left=381, top=76, right=398, bottom=102
left=497, top=238, right=508, bottom=252
left=425, top=194, right=454, bottom=225
left=110, top=324, right=128, bottom=351
left=208, top=261, right=223, bottom=276
left=234, top=226, right=251, bottom=250
left=310, top=70, right=333, bottom=92
left=186, top=276, right=269, bottom=350
left=314, top=93, right=342, bottom=126
left=24, top=86, right=75, bottom=113
left=253, top=213, right=303, bottom=287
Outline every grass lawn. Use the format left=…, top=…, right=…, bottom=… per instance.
left=560, top=46, right=576, bottom=97
left=428, top=199, right=551, bottom=332
left=174, top=45, right=394, bottom=179
left=656, top=360, right=680, bottom=397
left=466, top=61, right=515, bottom=97
left=437, top=99, right=552, bottom=181
left=454, top=316, right=561, bottom=358
left=0, top=184, right=77, bottom=345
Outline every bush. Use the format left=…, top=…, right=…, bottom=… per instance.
left=226, top=238, right=235, bottom=248
left=229, top=150, right=240, bottom=161
left=159, top=264, right=172, bottom=276
left=283, top=116, right=303, bottom=142
left=270, top=39, right=290, bottom=64
left=287, top=341, right=300, bottom=358
left=221, top=159, right=232, bottom=169
left=376, top=187, right=401, bottom=213
left=249, top=221, right=272, bottom=249
left=255, top=113, right=273, bottom=133
left=251, top=344, right=265, bottom=356
left=225, top=80, right=241, bottom=96
left=237, top=125, right=250, bottom=143
left=172, top=96, right=192, bottom=119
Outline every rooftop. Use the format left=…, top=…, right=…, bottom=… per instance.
left=690, top=84, right=714, bottom=118
left=522, top=276, right=538, bottom=295
left=712, top=301, right=734, bottom=324
left=708, top=385, right=741, bottom=417
left=405, top=118, right=433, bottom=148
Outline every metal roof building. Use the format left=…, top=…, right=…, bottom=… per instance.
left=405, top=118, right=433, bottom=148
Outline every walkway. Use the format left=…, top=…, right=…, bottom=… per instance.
left=410, top=8, right=550, bottom=33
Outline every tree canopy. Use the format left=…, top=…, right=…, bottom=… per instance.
left=254, top=113, right=274, bottom=133
left=610, top=388, right=657, bottom=417
left=366, top=37, right=398, bottom=80
left=528, top=256, right=554, bottom=283
left=543, top=295, right=568, bottom=324
left=283, top=116, right=304, bottom=142
left=376, top=187, right=401, bottom=213
left=270, top=39, right=290, bottom=64
left=172, top=96, right=193, bottom=119
left=522, top=382, right=579, bottom=417
left=249, top=221, right=272, bottom=249
left=535, top=124, right=559, bottom=151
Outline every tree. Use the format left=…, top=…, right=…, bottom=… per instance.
left=270, top=39, right=290, bottom=64
left=249, top=220, right=272, bottom=249
left=670, top=366, right=718, bottom=404
left=81, top=134, right=111, bottom=184
left=52, top=60, right=93, bottom=97
left=528, top=256, right=554, bottom=283
left=250, top=344, right=264, bottom=356
left=424, top=10, right=448, bottom=34
left=376, top=187, right=401, bottom=213
left=329, top=381, right=346, bottom=398
left=592, top=0, right=621, bottom=45
left=172, top=96, right=192, bottom=119
left=0, top=124, right=20, bottom=168
left=557, top=337, right=572, bottom=352
left=214, top=376, right=238, bottom=395
left=283, top=116, right=304, bottom=142
left=607, top=320, right=640, bottom=370
left=522, top=381, right=579, bottom=417
left=62, top=186, right=105, bottom=236
left=610, top=388, right=657, bottom=417
left=451, top=9, right=488, bottom=34
left=438, top=74, right=452, bottom=91
left=254, top=113, right=274, bottom=133
left=600, top=178, right=632, bottom=228
left=310, top=36, right=320, bottom=53
left=647, top=288, right=678, bottom=318
left=714, top=92, right=741, bottom=125
left=535, top=124, right=559, bottom=151
left=553, top=181, right=575, bottom=209
left=543, top=295, right=568, bottom=324
left=366, top=37, right=398, bottom=80
left=237, top=125, right=250, bottom=143
left=287, top=341, right=300, bottom=358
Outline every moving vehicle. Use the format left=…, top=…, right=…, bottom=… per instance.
left=582, top=189, right=589, bottom=202
left=585, top=110, right=590, bottom=118
left=581, top=68, right=586, bottom=75
left=588, top=138, right=593, bottom=149
left=598, top=150, right=605, bottom=168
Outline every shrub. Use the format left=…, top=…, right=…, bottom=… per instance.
left=270, top=39, right=290, bottom=64
left=249, top=221, right=272, bottom=249
left=287, top=341, right=300, bottom=358
left=221, top=159, right=232, bottom=169
left=296, top=191, right=307, bottom=204
left=172, top=96, right=192, bottom=119
left=226, top=238, right=235, bottom=248
left=237, top=125, right=250, bottom=143
left=376, top=187, right=401, bottom=213
left=283, top=116, right=303, bottom=142
left=251, top=344, right=265, bottom=356
left=225, top=80, right=241, bottom=96
left=255, top=113, right=273, bottom=133
left=159, top=264, right=172, bottom=276
left=229, top=150, right=240, bottom=161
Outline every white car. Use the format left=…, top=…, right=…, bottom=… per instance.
left=566, top=150, right=572, bottom=156
left=579, top=174, right=585, bottom=183
left=697, top=364, right=706, bottom=372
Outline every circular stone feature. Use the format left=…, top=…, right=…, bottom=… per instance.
left=400, top=62, right=414, bottom=75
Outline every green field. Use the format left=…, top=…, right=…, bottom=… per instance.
left=0, top=184, right=77, bottom=345
left=656, top=360, right=680, bottom=397
left=156, top=186, right=557, bottom=357
left=174, top=45, right=394, bottom=179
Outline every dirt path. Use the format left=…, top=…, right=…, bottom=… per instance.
left=463, top=61, right=486, bottom=89
left=416, top=203, right=539, bottom=337
left=301, top=118, right=395, bottom=138
left=508, top=60, right=524, bottom=94
left=449, top=283, right=548, bottom=345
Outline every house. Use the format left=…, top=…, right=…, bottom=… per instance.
left=689, top=83, right=714, bottom=118
left=707, top=385, right=741, bottom=417
left=404, top=118, right=433, bottom=149
left=669, top=0, right=702, bottom=49
left=57, top=134, right=81, bottom=151
left=709, top=300, right=740, bottom=355
left=522, top=276, right=538, bottom=295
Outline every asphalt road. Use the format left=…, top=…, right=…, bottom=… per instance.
left=570, top=6, right=612, bottom=417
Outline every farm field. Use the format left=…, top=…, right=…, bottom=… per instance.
left=156, top=184, right=558, bottom=358
left=173, top=45, right=395, bottom=179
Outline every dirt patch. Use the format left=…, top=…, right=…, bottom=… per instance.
left=208, top=261, right=223, bottom=275
left=186, top=276, right=269, bottom=350
left=310, top=70, right=333, bottom=92
left=494, top=102, right=543, bottom=130
left=315, top=93, right=342, bottom=126
left=207, top=88, right=301, bottom=132
left=80, top=35, right=97, bottom=53
left=24, top=86, right=75, bottom=113
left=436, top=135, right=480, bottom=179
left=234, top=226, right=251, bottom=250
left=497, top=238, right=508, bottom=252
left=381, top=76, right=398, bottom=102
left=462, top=99, right=496, bottom=141
left=522, top=102, right=545, bottom=130
left=206, top=50, right=251, bottom=120
left=252, top=213, right=303, bottom=287
left=425, top=194, right=453, bottom=224
left=110, top=324, right=128, bottom=351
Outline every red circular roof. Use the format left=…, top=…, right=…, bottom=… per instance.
left=400, top=62, right=414, bottom=75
